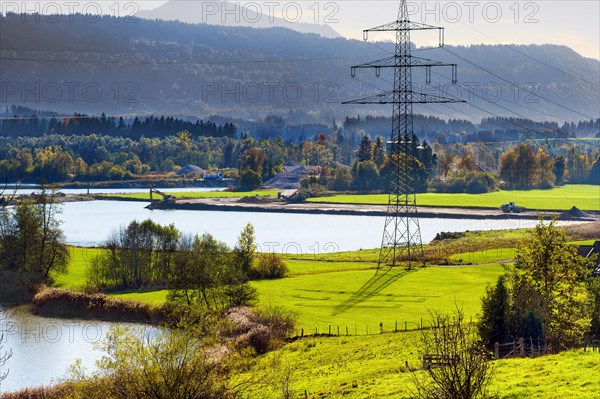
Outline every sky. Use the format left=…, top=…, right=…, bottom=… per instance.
left=4, top=1, right=599, bottom=59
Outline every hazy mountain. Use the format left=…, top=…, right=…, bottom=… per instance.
left=136, top=0, right=341, bottom=38
left=1, top=13, right=598, bottom=124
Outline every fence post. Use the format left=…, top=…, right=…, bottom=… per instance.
left=337, top=326, right=340, bottom=336
left=380, top=323, right=383, bottom=334
left=519, top=337, right=525, bottom=357
left=346, top=326, right=348, bottom=336
left=395, top=321, right=398, bottom=333
left=405, top=321, right=407, bottom=331
left=420, top=317, right=423, bottom=330
left=529, top=337, right=534, bottom=356
left=494, top=342, right=499, bottom=359
left=328, top=325, right=331, bottom=336
left=301, top=328, right=304, bottom=338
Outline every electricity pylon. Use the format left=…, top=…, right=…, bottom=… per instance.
left=343, top=0, right=464, bottom=270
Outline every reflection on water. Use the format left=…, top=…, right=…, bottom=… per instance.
left=0, top=306, right=151, bottom=393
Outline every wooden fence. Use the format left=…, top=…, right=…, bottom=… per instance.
left=494, top=337, right=546, bottom=359
left=494, top=337, right=600, bottom=359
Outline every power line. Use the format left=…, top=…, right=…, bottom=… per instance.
left=442, top=47, right=598, bottom=120
left=0, top=52, right=386, bottom=65
left=455, top=20, right=600, bottom=89
left=366, top=40, right=599, bottom=121
left=0, top=40, right=360, bottom=56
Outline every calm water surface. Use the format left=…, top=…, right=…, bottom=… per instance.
left=0, top=306, right=148, bottom=393
left=60, top=200, right=561, bottom=253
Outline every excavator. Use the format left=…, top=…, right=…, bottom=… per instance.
left=148, top=189, right=176, bottom=209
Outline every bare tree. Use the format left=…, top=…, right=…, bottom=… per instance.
left=411, top=308, right=495, bottom=399
left=0, top=309, right=13, bottom=390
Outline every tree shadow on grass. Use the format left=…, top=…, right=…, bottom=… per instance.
left=331, top=267, right=415, bottom=316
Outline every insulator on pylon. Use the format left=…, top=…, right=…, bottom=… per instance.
left=351, top=68, right=356, bottom=78
left=376, top=67, right=381, bottom=77
left=363, top=31, right=369, bottom=41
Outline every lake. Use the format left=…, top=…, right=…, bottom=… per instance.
left=59, top=200, right=561, bottom=254
left=0, top=306, right=150, bottom=393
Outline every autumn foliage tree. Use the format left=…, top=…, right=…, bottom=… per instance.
left=499, top=144, right=556, bottom=189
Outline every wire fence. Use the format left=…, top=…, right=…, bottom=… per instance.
left=293, top=319, right=431, bottom=338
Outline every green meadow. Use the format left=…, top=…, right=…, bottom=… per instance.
left=308, top=184, right=600, bottom=211
left=233, top=331, right=600, bottom=399
left=104, top=189, right=280, bottom=201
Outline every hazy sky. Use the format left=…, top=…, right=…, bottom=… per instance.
left=138, top=0, right=600, bottom=59
left=9, top=1, right=600, bottom=59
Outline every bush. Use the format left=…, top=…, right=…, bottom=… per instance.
left=250, top=254, right=288, bottom=280
left=238, top=169, right=262, bottom=191
left=431, top=171, right=498, bottom=194
left=227, top=306, right=296, bottom=354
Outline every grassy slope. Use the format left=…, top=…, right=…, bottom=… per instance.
left=105, top=189, right=280, bottom=200
left=308, top=184, right=600, bottom=211
left=234, top=331, right=600, bottom=399
left=253, top=265, right=504, bottom=332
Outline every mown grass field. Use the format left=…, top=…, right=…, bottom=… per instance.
left=233, top=330, right=600, bottom=399
left=104, top=189, right=280, bottom=201
left=308, top=184, right=600, bottom=211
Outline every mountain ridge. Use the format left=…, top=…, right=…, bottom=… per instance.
left=0, top=13, right=598, bottom=123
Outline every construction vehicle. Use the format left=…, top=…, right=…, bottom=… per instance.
left=148, top=189, right=176, bottom=208
left=500, top=202, right=525, bottom=213
left=204, top=171, right=223, bottom=180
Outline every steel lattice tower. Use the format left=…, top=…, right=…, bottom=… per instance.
left=343, top=0, right=464, bottom=270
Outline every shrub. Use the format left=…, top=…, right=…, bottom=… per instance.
left=251, top=254, right=288, bottom=280
left=226, top=306, right=296, bottom=354
left=238, top=169, right=262, bottom=191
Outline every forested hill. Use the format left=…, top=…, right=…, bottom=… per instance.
left=1, top=13, right=598, bottom=123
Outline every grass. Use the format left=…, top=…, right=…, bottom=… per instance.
left=308, top=184, right=600, bottom=211
left=54, top=226, right=597, bottom=329
left=52, top=247, right=103, bottom=291
left=104, top=189, right=280, bottom=201
left=253, top=265, right=504, bottom=331
left=110, top=290, right=169, bottom=305
left=233, top=330, right=600, bottom=399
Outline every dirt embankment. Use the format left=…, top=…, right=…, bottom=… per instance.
left=146, top=197, right=599, bottom=221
